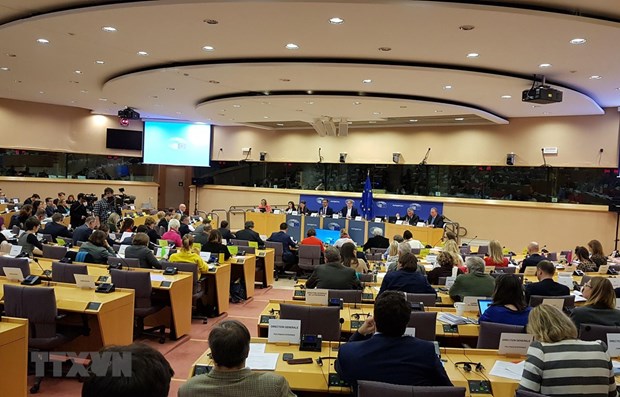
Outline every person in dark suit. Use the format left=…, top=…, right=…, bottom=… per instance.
left=297, top=200, right=311, bottom=215
left=218, top=220, right=236, bottom=241
left=235, top=220, right=265, bottom=248
left=336, top=291, right=452, bottom=392
left=43, top=213, right=73, bottom=242
left=306, top=247, right=361, bottom=290
left=179, top=215, right=191, bottom=237
left=519, top=242, right=545, bottom=273
left=363, top=227, right=389, bottom=251
left=69, top=193, right=88, bottom=229
left=201, top=229, right=231, bottom=261
left=379, top=253, right=436, bottom=296
left=403, top=207, right=421, bottom=225
left=266, top=222, right=297, bottom=265
left=339, top=199, right=359, bottom=219
left=524, top=260, right=570, bottom=302
left=72, top=216, right=96, bottom=243
left=125, top=232, right=162, bottom=269
left=318, top=199, right=334, bottom=216
left=427, top=207, right=445, bottom=228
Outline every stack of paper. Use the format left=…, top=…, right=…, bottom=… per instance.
left=246, top=343, right=279, bottom=371
left=489, top=361, right=525, bottom=380
left=437, top=313, right=477, bottom=325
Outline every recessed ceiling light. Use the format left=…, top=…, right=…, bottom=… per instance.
left=263, top=116, right=269, bottom=119
left=373, top=112, right=381, bottom=115
left=94, top=60, right=105, bottom=64
left=543, top=112, right=550, bottom=115
left=409, top=119, right=418, bottom=122
left=74, top=70, right=82, bottom=74
left=455, top=117, right=465, bottom=121
left=378, top=47, right=391, bottom=52
left=306, top=90, right=313, bottom=94
left=277, top=123, right=284, bottom=126
left=102, top=26, right=117, bottom=32
left=0, top=67, right=9, bottom=71
left=434, top=110, right=443, bottom=113
left=590, top=75, right=602, bottom=80
left=329, top=17, right=344, bottom=24
left=466, top=53, right=479, bottom=58
left=362, top=79, right=372, bottom=84
left=443, top=85, right=452, bottom=89
left=80, top=89, right=88, bottom=93
left=232, top=104, right=241, bottom=108
left=305, top=101, right=314, bottom=105
left=98, top=98, right=108, bottom=101
left=539, top=63, right=552, bottom=68
left=39, top=91, right=44, bottom=94
left=36, top=38, right=49, bottom=44
left=369, top=121, right=376, bottom=124
left=285, top=43, right=299, bottom=50
left=137, top=51, right=148, bottom=56
left=531, top=105, right=540, bottom=108
left=202, top=45, right=215, bottom=51
left=353, top=101, right=361, bottom=105
left=570, top=38, right=586, bottom=45
left=501, top=95, right=512, bottom=99
left=459, top=25, right=475, bottom=31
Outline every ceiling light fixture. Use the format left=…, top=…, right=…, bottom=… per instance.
left=232, top=104, right=241, bottom=108
left=208, top=80, right=220, bottom=84
left=378, top=47, right=391, bottom=52
left=202, top=45, right=215, bottom=51
left=539, top=63, right=552, bottom=68
left=589, top=75, right=602, bottom=80
left=409, top=119, right=418, bottom=122
left=102, top=26, right=117, bottom=32
left=0, top=67, right=9, bottom=71
left=329, top=17, right=344, bottom=24
left=285, top=43, right=299, bottom=50
left=353, top=101, right=361, bottom=105
left=36, top=38, right=49, bottom=44
left=455, top=117, right=465, bottom=121
left=466, top=53, right=479, bottom=58
left=263, top=116, right=269, bottom=119
left=459, top=25, right=475, bottom=31
left=99, top=98, right=108, bottom=101
left=277, top=123, right=284, bottom=126
left=94, top=60, right=105, bottom=64
left=203, top=19, right=219, bottom=25
left=137, top=51, right=149, bottom=56
left=373, top=112, right=381, bottom=115
left=501, top=95, right=512, bottom=99
left=362, top=79, right=372, bottom=84
left=570, top=38, right=586, bottom=45
left=443, top=85, right=452, bottom=89
left=74, top=70, right=82, bottom=74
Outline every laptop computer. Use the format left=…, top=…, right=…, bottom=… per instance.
left=477, top=298, right=493, bottom=316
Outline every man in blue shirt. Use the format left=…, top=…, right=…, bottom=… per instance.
left=267, top=222, right=297, bottom=266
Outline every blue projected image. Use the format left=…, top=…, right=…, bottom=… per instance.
left=143, top=121, right=212, bottom=166
left=315, top=229, right=341, bottom=246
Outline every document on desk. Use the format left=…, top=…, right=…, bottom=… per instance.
left=249, top=343, right=266, bottom=354
left=150, top=274, right=167, bottom=282
left=489, top=360, right=524, bottom=380
left=571, top=290, right=587, bottom=302
left=246, top=352, right=279, bottom=371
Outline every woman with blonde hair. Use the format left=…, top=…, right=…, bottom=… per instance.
left=484, top=239, right=508, bottom=267
left=443, top=239, right=466, bottom=272
left=519, top=304, right=616, bottom=396
left=570, top=277, right=620, bottom=329
left=107, top=212, right=120, bottom=233
left=169, top=234, right=209, bottom=274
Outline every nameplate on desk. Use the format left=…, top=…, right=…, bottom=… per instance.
left=310, top=213, right=318, bottom=217
left=404, top=327, right=416, bottom=337
left=542, top=298, right=564, bottom=310
left=607, top=334, right=620, bottom=357
left=294, top=289, right=306, bottom=297
left=373, top=218, right=382, bottom=223
left=599, top=265, right=610, bottom=274
left=267, top=319, right=301, bottom=344
left=557, top=275, right=573, bottom=290
left=74, top=274, right=96, bottom=289
left=445, top=276, right=456, bottom=288
left=332, top=214, right=339, bottom=219
left=462, top=296, right=486, bottom=312
left=395, top=220, right=403, bottom=225
left=160, top=281, right=172, bottom=288
left=291, top=211, right=298, bottom=215
left=4, top=267, right=24, bottom=282
left=305, top=289, right=329, bottom=305
left=233, top=256, right=246, bottom=264
left=523, top=267, right=536, bottom=276
left=498, top=333, right=533, bottom=355
left=8, top=245, right=22, bottom=257
left=85, top=302, right=101, bottom=311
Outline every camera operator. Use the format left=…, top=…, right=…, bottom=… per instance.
left=93, top=187, right=116, bottom=226
left=69, top=193, right=89, bottom=229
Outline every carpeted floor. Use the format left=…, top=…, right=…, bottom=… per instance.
left=32, top=280, right=298, bottom=396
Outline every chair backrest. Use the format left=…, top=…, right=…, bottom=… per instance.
left=328, top=289, right=362, bottom=304
left=370, top=247, right=387, bottom=255
left=238, top=246, right=255, bottom=255
left=405, top=293, right=437, bottom=307
left=264, top=240, right=283, bottom=255
left=359, top=273, right=374, bottom=282
left=580, top=274, right=592, bottom=286
left=460, top=246, right=471, bottom=255
left=407, top=311, right=437, bottom=341
left=0, top=256, right=30, bottom=277
left=298, top=245, right=322, bottom=271
left=515, top=390, right=550, bottom=397
left=171, top=262, right=202, bottom=295
left=40, top=233, right=53, bottom=243
left=107, top=256, right=140, bottom=268
left=12, top=225, right=20, bottom=235
left=477, top=246, right=489, bottom=255
left=491, top=273, right=525, bottom=284
left=110, top=269, right=152, bottom=308
left=411, top=248, right=421, bottom=255
left=230, top=239, right=250, bottom=246
left=437, top=277, right=447, bottom=286
left=546, top=252, right=558, bottom=261
left=42, top=245, right=68, bottom=260
left=280, top=304, right=340, bottom=341
left=51, top=261, right=87, bottom=283
left=112, top=244, right=121, bottom=253
left=358, top=381, right=466, bottom=397
left=493, top=267, right=516, bottom=274
left=3, top=284, right=58, bottom=339
left=476, top=322, right=526, bottom=349
left=529, top=295, right=575, bottom=309
left=579, top=323, right=620, bottom=342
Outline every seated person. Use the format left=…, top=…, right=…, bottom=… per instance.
left=119, top=217, right=135, bottom=234
left=300, top=228, right=325, bottom=253
left=336, top=291, right=452, bottom=391
left=266, top=222, right=297, bottom=266
left=519, top=304, right=617, bottom=397
left=297, top=200, right=311, bottom=215
left=125, top=232, right=161, bottom=269
left=333, top=229, right=355, bottom=249
left=161, top=218, right=183, bottom=247
left=257, top=198, right=272, bottom=213
left=17, top=216, right=43, bottom=257
left=363, top=227, right=389, bottom=251
left=194, top=217, right=212, bottom=235
left=403, top=230, right=423, bottom=250
left=144, top=216, right=161, bottom=245
left=519, top=241, right=545, bottom=273
left=427, top=207, right=445, bottom=228
left=9, top=205, right=32, bottom=230
left=306, top=247, right=361, bottom=290
left=179, top=320, right=294, bottom=397
left=79, top=230, right=115, bottom=264
left=193, top=222, right=212, bottom=249
left=43, top=213, right=73, bottom=242
left=402, top=207, right=421, bottom=225
left=339, top=199, right=359, bottom=219
left=479, top=274, right=531, bottom=326
left=179, top=215, right=192, bottom=237
left=72, top=216, right=96, bottom=243
left=157, top=211, right=172, bottom=232
left=443, top=239, right=466, bottom=272
left=284, top=201, right=296, bottom=214
left=484, top=240, right=509, bottom=267
left=201, top=229, right=231, bottom=261
left=341, top=242, right=368, bottom=274
left=387, top=242, right=411, bottom=272
left=588, top=239, right=608, bottom=269
left=379, top=253, right=436, bottom=296
left=169, top=234, right=209, bottom=274
left=449, top=256, right=495, bottom=302
left=570, top=277, right=620, bottom=329
left=426, top=251, right=463, bottom=285
left=82, top=343, right=174, bottom=397
left=218, top=220, right=235, bottom=241
left=235, top=220, right=265, bottom=248
left=574, top=245, right=598, bottom=272
left=524, top=260, right=570, bottom=302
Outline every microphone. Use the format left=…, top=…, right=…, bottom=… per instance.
left=33, top=258, right=52, bottom=285
left=337, top=317, right=345, bottom=352
left=420, top=148, right=431, bottom=165
left=541, top=148, right=549, bottom=167
left=461, top=235, right=478, bottom=246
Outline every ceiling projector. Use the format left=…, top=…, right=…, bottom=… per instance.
left=117, top=107, right=141, bottom=119
left=522, top=86, right=563, bottom=104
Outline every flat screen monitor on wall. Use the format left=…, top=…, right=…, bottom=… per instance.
left=106, top=128, right=143, bottom=151
left=143, top=121, right=212, bottom=166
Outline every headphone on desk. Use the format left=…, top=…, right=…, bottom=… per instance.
left=454, top=361, right=485, bottom=372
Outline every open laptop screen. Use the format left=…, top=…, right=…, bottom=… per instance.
left=478, top=299, right=493, bottom=316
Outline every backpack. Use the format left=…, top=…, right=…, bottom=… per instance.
left=230, top=278, right=246, bottom=303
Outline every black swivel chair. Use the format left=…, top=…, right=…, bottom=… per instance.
left=51, top=262, right=87, bottom=283
left=529, top=295, right=575, bottom=310
left=358, top=381, right=466, bottom=397
left=280, top=303, right=340, bottom=341
left=110, top=269, right=167, bottom=343
left=42, top=245, right=68, bottom=260
left=405, top=293, right=437, bottom=307
left=171, top=261, right=209, bottom=324
left=408, top=311, right=437, bottom=341
left=107, top=256, right=140, bottom=268
left=266, top=240, right=296, bottom=280
left=579, top=324, right=620, bottom=342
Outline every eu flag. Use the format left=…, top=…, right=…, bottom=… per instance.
left=361, top=174, right=374, bottom=220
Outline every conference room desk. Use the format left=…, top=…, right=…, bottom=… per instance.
left=384, top=223, right=444, bottom=245
left=30, top=258, right=193, bottom=339
left=1, top=210, right=16, bottom=227
left=0, top=276, right=134, bottom=351
left=0, top=317, right=28, bottom=397
left=204, top=263, right=231, bottom=316
left=226, top=254, right=257, bottom=299
left=257, top=248, right=275, bottom=287
left=292, top=286, right=378, bottom=303
left=245, top=211, right=287, bottom=235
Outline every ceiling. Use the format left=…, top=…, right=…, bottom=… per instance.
left=1, top=0, right=620, bottom=130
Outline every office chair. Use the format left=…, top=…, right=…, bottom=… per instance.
left=359, top=273, right=374, bottom=282
left=39, top=233, right=53, bottom=243
left=579, top=324, right=620, bottom=342
left=267, top=240, right=296, bottom=281
left=51, top=262, right=87, bottom=283
left=110, top=269, right=167, bottom=343
left=411, top=248, right=421, bottom=255
left=358, top=381, right=466, bottom=397
left=280, top=303, right=340, bottom=341
left=63, top=250, right=95, bottom=264
left=493, top=266, right=516, bottom=274
left=405, top=293, right=437, bottom=307
left=3, top=284, right=80, bottom=393
left=0, top=256, right=30, bottom=277
left=172, top=261, right=209, bottom=324
left=328, top=289, right=362, bottom=304
left=107, top=256, right=140, bottom=268
left=477, top=246, right=489, bottom=255
left=546, top=252, right=558, bottom=261
left=230, top=239, right=250, bottom=246
left=408, top=311, right=437, bottom=341
left=529, top=295, right=575, bottom=310
left=42, top=245, right=68, bottom=260
left=476, top=322, right=526, bottom=349
left=297, top=244, right=322, bottom=278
